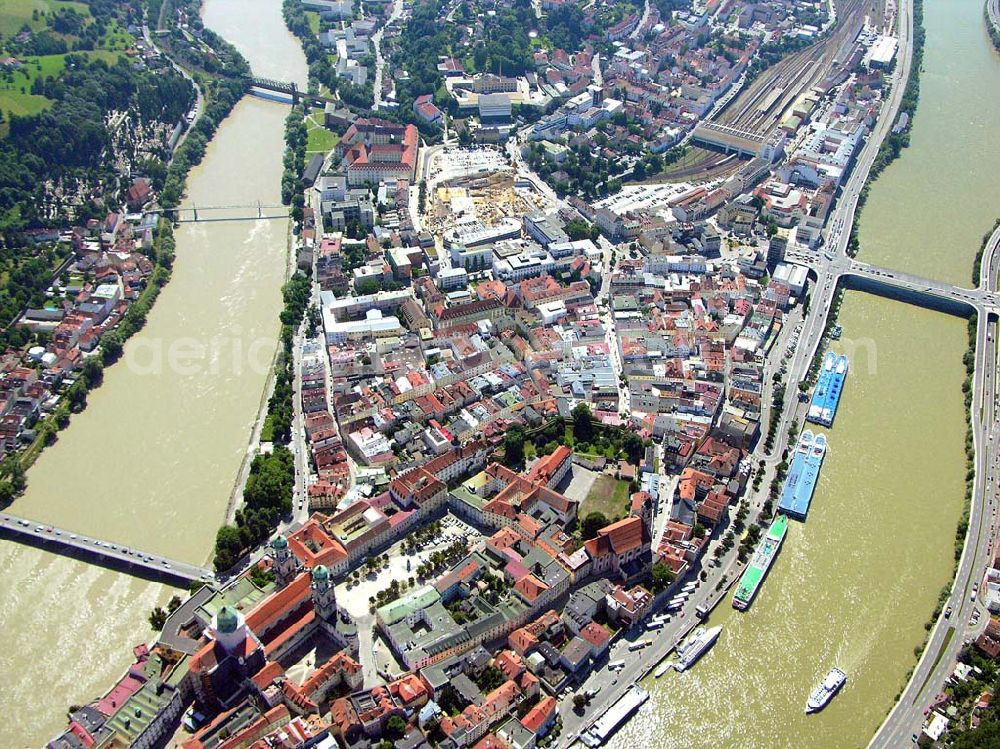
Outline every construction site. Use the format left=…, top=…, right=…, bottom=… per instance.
left=422, top=170, right=552, bottom=240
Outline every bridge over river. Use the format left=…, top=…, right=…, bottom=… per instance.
left=246, top=76, right=335, bottom=107
left=789, top=251, right=1000, bottom=318
left=152, top=202, right=288, bottom=223
left=0, top=512, right=213, bottom=586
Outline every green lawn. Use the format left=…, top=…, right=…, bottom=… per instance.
left=0, top=0, right=90, bottom=38
left=305, top=114, right=339, bottom=154
left=305, top=11, right=321, bottom=35
left=0, top=50, right=124, bottom=116
left=580, top=474, right=632, bottom=522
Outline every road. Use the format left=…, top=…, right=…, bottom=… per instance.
left=142, top=24, right=204, bottom=152
left=628, top=0, right=652, bottom=40
left=371, top=0, right=404, bottom=110
left=556, top=520, right=756, bottom=747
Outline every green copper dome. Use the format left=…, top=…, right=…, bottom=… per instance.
left=272, top=535, right=288, bottom=550
left=216, top=605, right=239, bottom=634
left=312, top=565, right=329, bottom=582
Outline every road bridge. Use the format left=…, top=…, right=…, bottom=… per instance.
left=791, top=253, right=996, bottom=317
left=0, top=512, right=213, bottom=586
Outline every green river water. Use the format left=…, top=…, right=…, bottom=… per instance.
left=610, top=0, right=1000, bottom=746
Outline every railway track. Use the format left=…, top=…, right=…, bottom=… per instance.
left=657, top=0, right=881, bottom=181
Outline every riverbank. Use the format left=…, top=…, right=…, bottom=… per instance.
left=988, top=0, right=1000, bottom=51
left=855, top=0, right=1000, bottom=284
left=845, top=0, right=925, bottom=258
left=610, top=295, right=968, bottom=749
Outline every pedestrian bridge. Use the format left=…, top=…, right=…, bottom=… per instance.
left=0, top=512, right=213, bottom=586
left=157, top=203, right=288, bottom=223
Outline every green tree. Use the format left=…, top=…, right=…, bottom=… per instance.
left=623, top=432, right=644, bottom=464
left=385, top=715, right=406, bottom=740
left=81, top=357, right=103, bottom=388
left=100, top=331, right=123, bottom=364
left=38, top=421, right=56, bottom=446
left=580, top=511, right=609, bottom=539
left=148, top=606, right=168, bottom=630
left=650, top=561, right=676, bottom=592
left=66, top=378, right=88, bottom=411
left=572, top=402, right=595, bottom=443
left=213, top=524, right=243, bottom=571
left=504, top=424, right=526, bottom=467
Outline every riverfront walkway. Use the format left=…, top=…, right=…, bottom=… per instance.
left=0, top=512, right=213, bottom=586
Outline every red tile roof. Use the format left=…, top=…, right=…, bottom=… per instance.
left=520, top=695, right=557, bottom=733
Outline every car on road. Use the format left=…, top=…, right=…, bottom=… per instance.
left=945, top=605, right=952, bottom=618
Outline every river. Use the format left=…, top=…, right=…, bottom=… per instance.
left=0, top=1, right=306, bottom=746
left=609, top=0, right=999, bottom=746
left=612, top=296, right=967, bottom=748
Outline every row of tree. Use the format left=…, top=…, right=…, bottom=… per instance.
left=280, top=107, right=308, bottom=223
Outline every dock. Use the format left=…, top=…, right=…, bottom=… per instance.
left=0, top=512, right=213, bottom=586
left=581, top=685, right=650, bottom=746
left=807, top=353, right=849, bottom=427
left=778, top=431, right=828, bottom=520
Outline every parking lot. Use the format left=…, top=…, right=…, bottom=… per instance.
left=428, top=146, right=509, bottom=185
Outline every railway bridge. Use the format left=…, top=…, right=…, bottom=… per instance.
left=244, top=77, right=336, bottom=107
left=248, top=76, right=301, bottom=103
